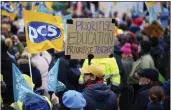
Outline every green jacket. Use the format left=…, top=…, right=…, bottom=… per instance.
left=128, top=54, right=165, bottom=84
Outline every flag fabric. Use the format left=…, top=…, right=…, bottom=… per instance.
left=32, top=2, right=41, bottom=11
left=48, top=59, right=66, bottom=93
left=37, top=2, right=54, bottom=15
left=1, top=1, right=17, bottom=20
left=62, top=14, right=72, bottom=42
left=44, top=2, right=54, bottom=11
left=148, top=7, right=157, bottom=23
left=146, top=2, right=157, bottom=9
left=146, top=2, right=162, bottom=23
left=23, top=10, right=64, bottom=54
left=12, top=63, right=43, bottom=102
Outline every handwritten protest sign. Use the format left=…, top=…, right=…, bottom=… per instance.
left=65, top=18, right=115, bottom=59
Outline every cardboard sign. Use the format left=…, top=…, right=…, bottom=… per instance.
left=65, top=18, right=115, bottom=59
left=145, top=20, right=164, bottom=39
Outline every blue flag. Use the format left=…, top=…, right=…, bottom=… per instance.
left=48, top=59, right=66, bottom=93
left=12, top=63, right=43, bottom=102
left=62, top=14, right=72, bottom=42
left=37, top=2, right=54, bottom=15
left=149, top=7, right=157, bottom=23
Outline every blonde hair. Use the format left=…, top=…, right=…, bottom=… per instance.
left=5, top=38, right=13, bottom=49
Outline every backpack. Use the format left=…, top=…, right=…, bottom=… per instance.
left=23, top=96, right=50, bottom=110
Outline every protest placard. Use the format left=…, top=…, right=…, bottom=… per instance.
left=145, top=20, right=164, bottom=39
left=65, top=18, right=115, bottom=59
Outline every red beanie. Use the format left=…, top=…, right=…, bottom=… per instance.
left=133, top=17, right=143, bottom=26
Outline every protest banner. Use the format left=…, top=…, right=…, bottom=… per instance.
left=1, top=1, right=17, bottom=20
left=145, top=20, right=164, bottom=39
left=146, top=2, right=162, bottom=23
left=65, top=18, right=115, bottom=59
left=23, top=10, right=64, bottom=54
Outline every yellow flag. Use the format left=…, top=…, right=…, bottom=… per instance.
left=21, top=2, right=28, bottom=8
left=23, top=10, right=64, bottom=54
left=44, top=2, right=53, bottom=11
left=146, top=2, right=157, bottom=9
left=32, top=2, right=41, bottom=11
left=1, top=1, right=16, bottom=20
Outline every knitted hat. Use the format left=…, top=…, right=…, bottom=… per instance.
left=62, top=90, right=86, bottom=110
left=133, top=17, right=143, bottom=26
left=121, top=43, right=132, bottom=55
left=80, top=64, right=104, bottom=78
left=137, top=68, right=159, bottom=81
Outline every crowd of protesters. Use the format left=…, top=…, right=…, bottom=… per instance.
left=1, top=1, right=170, bottom=110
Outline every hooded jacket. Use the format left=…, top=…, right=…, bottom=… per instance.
left=82, top=83, right=118, bottom=110
left=146, top=101, right=164, bottom=110
left=31, top=51, right=52, bottom=90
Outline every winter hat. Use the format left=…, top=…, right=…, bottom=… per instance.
left=80, top=64, right=104, bottom=78
left=137, top=68, right=159, bottom=81
left=131, top=43, right=138, bottom=52
left=121, top=43, right=132, bottom=55
left=62, top=90, right=86, bottom=110
left=133, top=17, right=143, bottom=26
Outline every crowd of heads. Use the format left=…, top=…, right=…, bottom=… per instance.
left=1, top=1, right=170, bottom=110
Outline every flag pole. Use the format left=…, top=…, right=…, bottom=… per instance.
left=28, top=54, right=34, bottom=91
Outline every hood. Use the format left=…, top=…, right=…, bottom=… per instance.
left=83, top=83, right=111, bottom=101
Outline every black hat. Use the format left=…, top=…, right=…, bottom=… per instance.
left=137, top=68, right=159, bottom=81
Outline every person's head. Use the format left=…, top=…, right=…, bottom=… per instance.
left=149, top=86, right=165, bottom=103
left=137, top=68, right=159, bottom=85
left=118, top=22, right=128, bottom=31
left=133, top=17, right=143, bottom=26
left=138, top=41, right=151, bottom=55
left=80, top=64, right=104, bottom=84
left=62, top=90, right=86, bottom=110
left=122, top=13, right=128, bottom=21
left=1, top=23, right=11, bottom=36
left=121, top=43, right=132, bottom=59
left=5, top=38, right=13, bottom=49
left=114, top=11, right=118, bottom=18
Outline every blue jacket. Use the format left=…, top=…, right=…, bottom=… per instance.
left=82, top=83, right=118, bottom=110
left=162, top=79, right=170, bottom=96
left=146, top=101, right=164, bottom=110
left=132, top=84, right=154, bottom=110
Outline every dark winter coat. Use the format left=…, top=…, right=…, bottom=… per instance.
left=1, top=40, right=14, bottom=104
left=18, top=59, right=42, bottom=89
left=132, top=84, right=154, bottom=110
left=146, top=101, right=164, bottom=110
left=82, top=83, right=118, bottom=110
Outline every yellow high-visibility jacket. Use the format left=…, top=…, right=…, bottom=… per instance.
left=79, top=58, right=120, bottom=87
